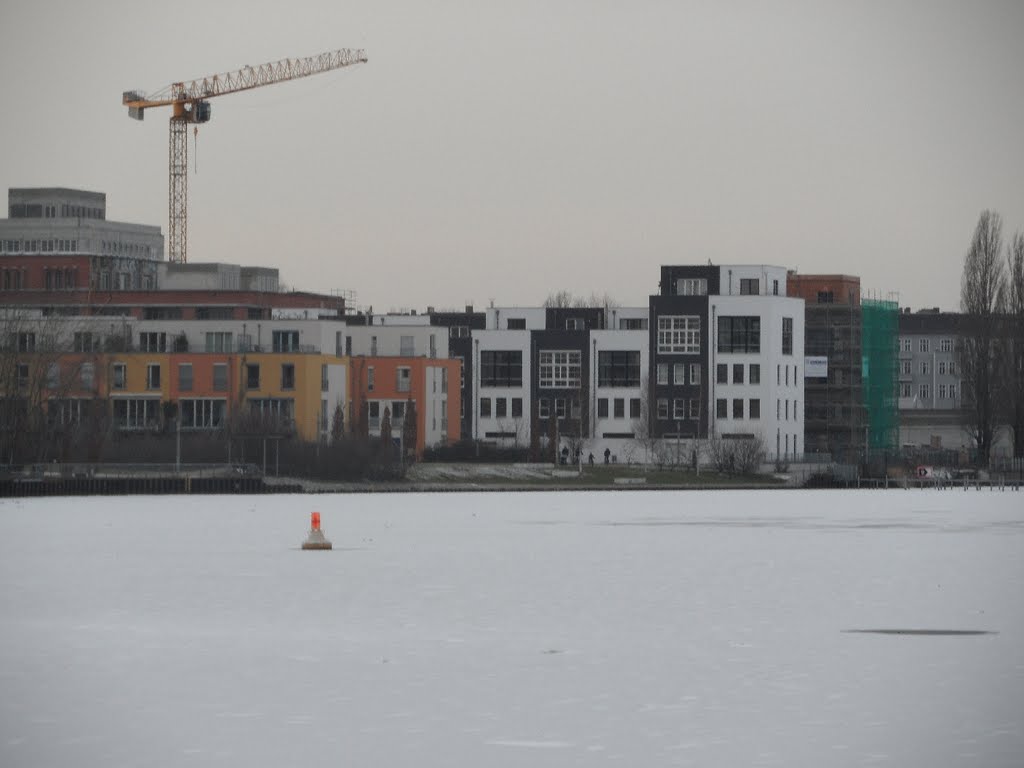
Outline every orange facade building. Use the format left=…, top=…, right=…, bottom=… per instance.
left=348, top=356, right=461, bottom=456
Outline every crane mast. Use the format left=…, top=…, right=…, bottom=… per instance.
left=123, top=47, right=367, bottom=264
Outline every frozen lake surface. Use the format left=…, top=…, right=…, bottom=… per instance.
left=2, top=489, right=1023, bottom=767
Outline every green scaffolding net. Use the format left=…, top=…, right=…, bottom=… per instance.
left=861, top=299, right=899, bottom=452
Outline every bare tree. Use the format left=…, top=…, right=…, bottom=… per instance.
left=630, top=373, right=659, bottom=467
left=957, top=211, right=1007, bottom=465
left=543, top=291, right=620, bottom=311
left=1007, top=231, right=1024, bottom=458
left=330, top=401, right=345, bottom=443
left=543, top=290, right=576, bottom=309
left=0, top=308, right=99, bottom=465
left=402, top=397, right=418, bottom=461
left=707, top=434, right=765, bottom=475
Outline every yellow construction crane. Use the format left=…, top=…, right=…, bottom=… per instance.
left=122, top=47, right=367, bottom=264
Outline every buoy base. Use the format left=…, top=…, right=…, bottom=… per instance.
left=301, top=529, right=332, bottom=550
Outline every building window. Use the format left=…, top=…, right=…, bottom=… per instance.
left=249, top=398, right=295, bottom=427
left=920, top=383, right=930, bottom=400
left=565, top=318, right=584, bottom=331
left=370, top=336, right=378, bottom=356
left=733, top=398, right=744, bottom=419
left=657, top=363, right=669, bottom=385
left=281, top=364, right=295, bottom=390
left=940, top=338, right=952, bottom=353
left=179, top=363, right=193, bottom=392
left=749, top=399, right=761, bottom=419
left=139, top=332, right=166, bottom=352
left=619, top=317, right=649, bottom=330
left=272, top=330, right=299, bottom=353
left=598, top=351, right=641, bottom=387
left=321, top=364, right=329, bottom=392
left=539, top=350, right=581, bottom=388
left=511, top=398, right=523, bottom=418
left=614, top=398, right=625, bottom=418
left=495, top=397, right=507, bottom=418
left=80, top=363, right=95, bottom=391
left=672, top=362, right=685, bottom=385
left=45, top=363, right=60, bottom=390
left=180, top=398, right=226, bottom=429
left=733, top=364, right=744, bottom=384
left=506, top=318, right=526, bottom=330
left=657, top=316, right=701, bottom=354
left=367, top=366, right=375, bottom=391
left=938, top=384, right=947, bottom=399
left=656, top=398, right=669, bottom=419
left=901, top=360, right=912, bottom=375
left=920, top=361, right=929, bottom=375
left=538, top=398, right=550, bottom=419
left=689, top=399, right=700, bottom=419
left=677, top=278, right=707, bottom=296
left=716, top=398, right=727, bottom=418
left=902, top=338, right=912, bottom=353
left=112, top=363, right=126, bottom=390
left=919, top=338, right=930, bottom=353
left=598, top=398, right=609, bottom=418
left=113, top=398, right=160, bottom=429
left=246, top=363, right=260, bottom=390
left=554, top=398, right=567, bottom=419
left=450, top=325, right=470, bottom=338
left=949, top=360, right=956, bottom=375
left=717, top=316, right=761, bottom=354
left=397, top=367, right=411, bottom=393
left=441, top=368, right=448, bottom=394
left=773, top=279, right=779, bottom=296
left=689, top=363, right=701, bottom=385
left=673, top=399, right=686, bottom=419
left=480, top=350, right=523, bottom=387
left=213, top=363, right=228, bottom=391
left=749, top=363, right=760, bottom=385
left=938, top=361, right=947, bottom=376
left=900, top=383, right=912, bottom=398
left=949, top=384, right=956, bottom=400
left=400, top=335, right=415, bottom=356
left=717, top=364, right=728, bottom=384
left=817, top=290, right=834, bottom=304
left=739, top=278, right=759, bottom=295
left=205, top=332, right=233, bottom=353
left=782, top=317, right=793, bottom=355
left=73, top=332, right=99, bottom=353
left=630, top=398, right=641, bottom=418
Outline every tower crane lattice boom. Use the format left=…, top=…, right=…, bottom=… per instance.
left=122, top=47, right=367, bottom=263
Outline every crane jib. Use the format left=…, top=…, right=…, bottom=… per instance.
left=118, top=46, right=366, bottom=264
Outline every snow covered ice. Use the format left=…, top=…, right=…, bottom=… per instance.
left=1, top=489, right=1023, bottom=767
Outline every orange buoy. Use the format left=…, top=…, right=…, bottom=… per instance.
left=302, top=511, right=332, bottom=550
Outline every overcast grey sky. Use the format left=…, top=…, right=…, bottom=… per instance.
left=2, top=0, right=1022, bottom=312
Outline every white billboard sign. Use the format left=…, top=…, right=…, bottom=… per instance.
left=804, top=356, right=828, bottom=378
